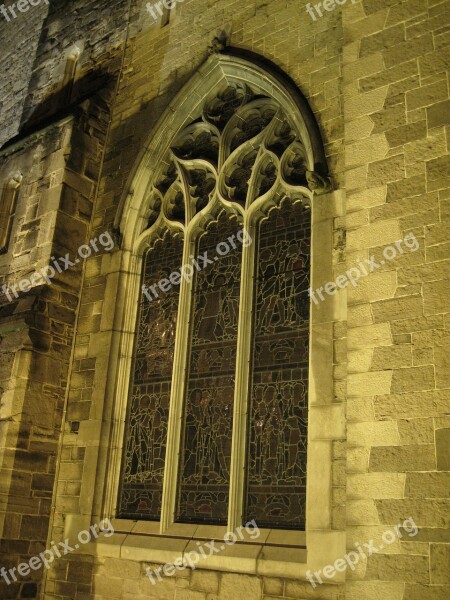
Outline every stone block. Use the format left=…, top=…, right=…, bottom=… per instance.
left=348, top=473, right=405, bottom=499
left=398, top=419, right=434, bottom=444
left=347, top=397, right=375, bottom=422
left=391, top=365, right=435, bottom=393
left=383, top=34, right=433, bottom=69
left=284, top=580, right=340, bottom=598
left=262, top=577, right=283, bottom=596
left=386, top=174, right=426, bottom=202
left=347, top=498, right=380, bottom=525
left=405, top=131, right=447, bottom=165
left=436, top=428, right=450, bottom=470
left=369, top=444, right=436, bottom=472
left=348, top=421, right=400, bottom=447
left=431, top=544, right=450, bottom=584
left=390, top=315, right=443, bottom=335
left=361, top=60, right=418, bottom=93
left=404, top=584, right=450, bottom=600
left=423, top=280, right=450, bottom=315
left=220, top=574, right=261, bottom=600
left=376, top=498, right=450, bottom=527
left=346, top=135, right=389, bottom=168
left=405, top=473, right=450, bottom=498
left=372, top=296, right=423, bottom=324
left=374, top=389, right=450, bottom=420
left=427, top=99, right=450, bottom=129
left=348, top=323, right=393, bottom=350
left=365, top=553, right=429, bottom=582
left=348, top=349, right=373, bottom=374
left=406, top=79, right=448, bottom=111
left=346, top=581, right=404, bottom=600
left=371, top=345, right=412, bottom=370
left=385, top=120, right=426, bottom=148
left=360, top=24, right=405, bottom=57
left=347, top=371, right=392, bottom=397
left=346, top=87, right=388, bottom=120
left=190, top=570, right=219, bottom=593
left=367, top=154, right=405, bottom=187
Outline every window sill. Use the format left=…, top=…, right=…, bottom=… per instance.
left=65, top=516, right=345, bottom=582
left=96, top=533, right=307, bottom=579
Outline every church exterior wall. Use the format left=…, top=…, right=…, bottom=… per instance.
left=0, top=1, right=448, bottom=599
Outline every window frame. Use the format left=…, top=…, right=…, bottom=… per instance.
left=0, top=171, right=22, bottom=254
left=77, top=52, right=345, bottom=581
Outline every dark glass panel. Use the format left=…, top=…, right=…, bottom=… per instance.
left=176, top=212, right=242, bottom=524
left=118, top=232, right=183, bottom=520
left=245, top=198, right=310, bottom=529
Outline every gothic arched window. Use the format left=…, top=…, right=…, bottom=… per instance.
left=116, top=56, right=329, bottom=532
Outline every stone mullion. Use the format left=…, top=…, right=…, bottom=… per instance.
left=159, top=226, right=194, bottom=532
left=227, top=211, right=257, bottom=531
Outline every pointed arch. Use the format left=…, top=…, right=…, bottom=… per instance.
left=116, top=50, right=329, bottom=254
left=102, top=50, right=339, bottom=543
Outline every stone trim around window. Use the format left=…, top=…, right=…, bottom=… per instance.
left=65, top=52, right=346, bottom=583
left=0, top=171, right=22, bottom=253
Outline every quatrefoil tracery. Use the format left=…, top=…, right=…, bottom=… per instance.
left=143, top=82, right=324, bottom=234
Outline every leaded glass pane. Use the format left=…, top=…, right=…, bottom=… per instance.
left=176, top=212, right=242, bottom=524
left=118, top=232, right=183, bottom=520
left=245, top=198, right=310, bottom=529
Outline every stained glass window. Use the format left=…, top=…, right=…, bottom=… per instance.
left=118, top=232, right=183, bottom=519
left=118, top=72, right=327, bottom=530
left=245, top=199, right=310, bottom=529
left=176, top=212, right=242, bottom=524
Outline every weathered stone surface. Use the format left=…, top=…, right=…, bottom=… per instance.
left=431, top=544, right=450, bottom=584
left=367, top=154, right=405, bottom=187
left=406, top=80, right=448, bottom=111
left=398, top=419, right=434, bottom=445
left=404, top=584, right=450, bottom=600
left=365, top=553, right=429, bottom=582
left=405, top=473, right=450, bottom=498
left=220, top=574, right=261, bottom=600
left=391, top=365, right=435, bottom=393
left=371, top=296, right=424, bottom=324
left=427, top=99, right=450, bottom=129
left=436, top=429, right=450, bottom=471
left=371, top=345, right=412, bottom=370
left=423, top=280, right=450, bottom=315
left=374, top=389, right=450, bottom=420
left=375, top=499, right=450, bottom=528
left=191, top=570, right=219, bottom=593
left=369, top=445, right=436, bottom=472
left=346, top=581, right=405, bottom=600
left=348, top=473, right=405, bottom=499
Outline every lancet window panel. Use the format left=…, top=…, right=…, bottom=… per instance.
left=176, top=212, right=242, bottom=524
left=245, top=198, right=310, bottom=530
left=118, top=232, right=183, bottom=520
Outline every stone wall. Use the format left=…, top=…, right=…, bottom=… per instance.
left=343, top=1, right=450, bottom=599
left=0, top=80, right=113, bottom=600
